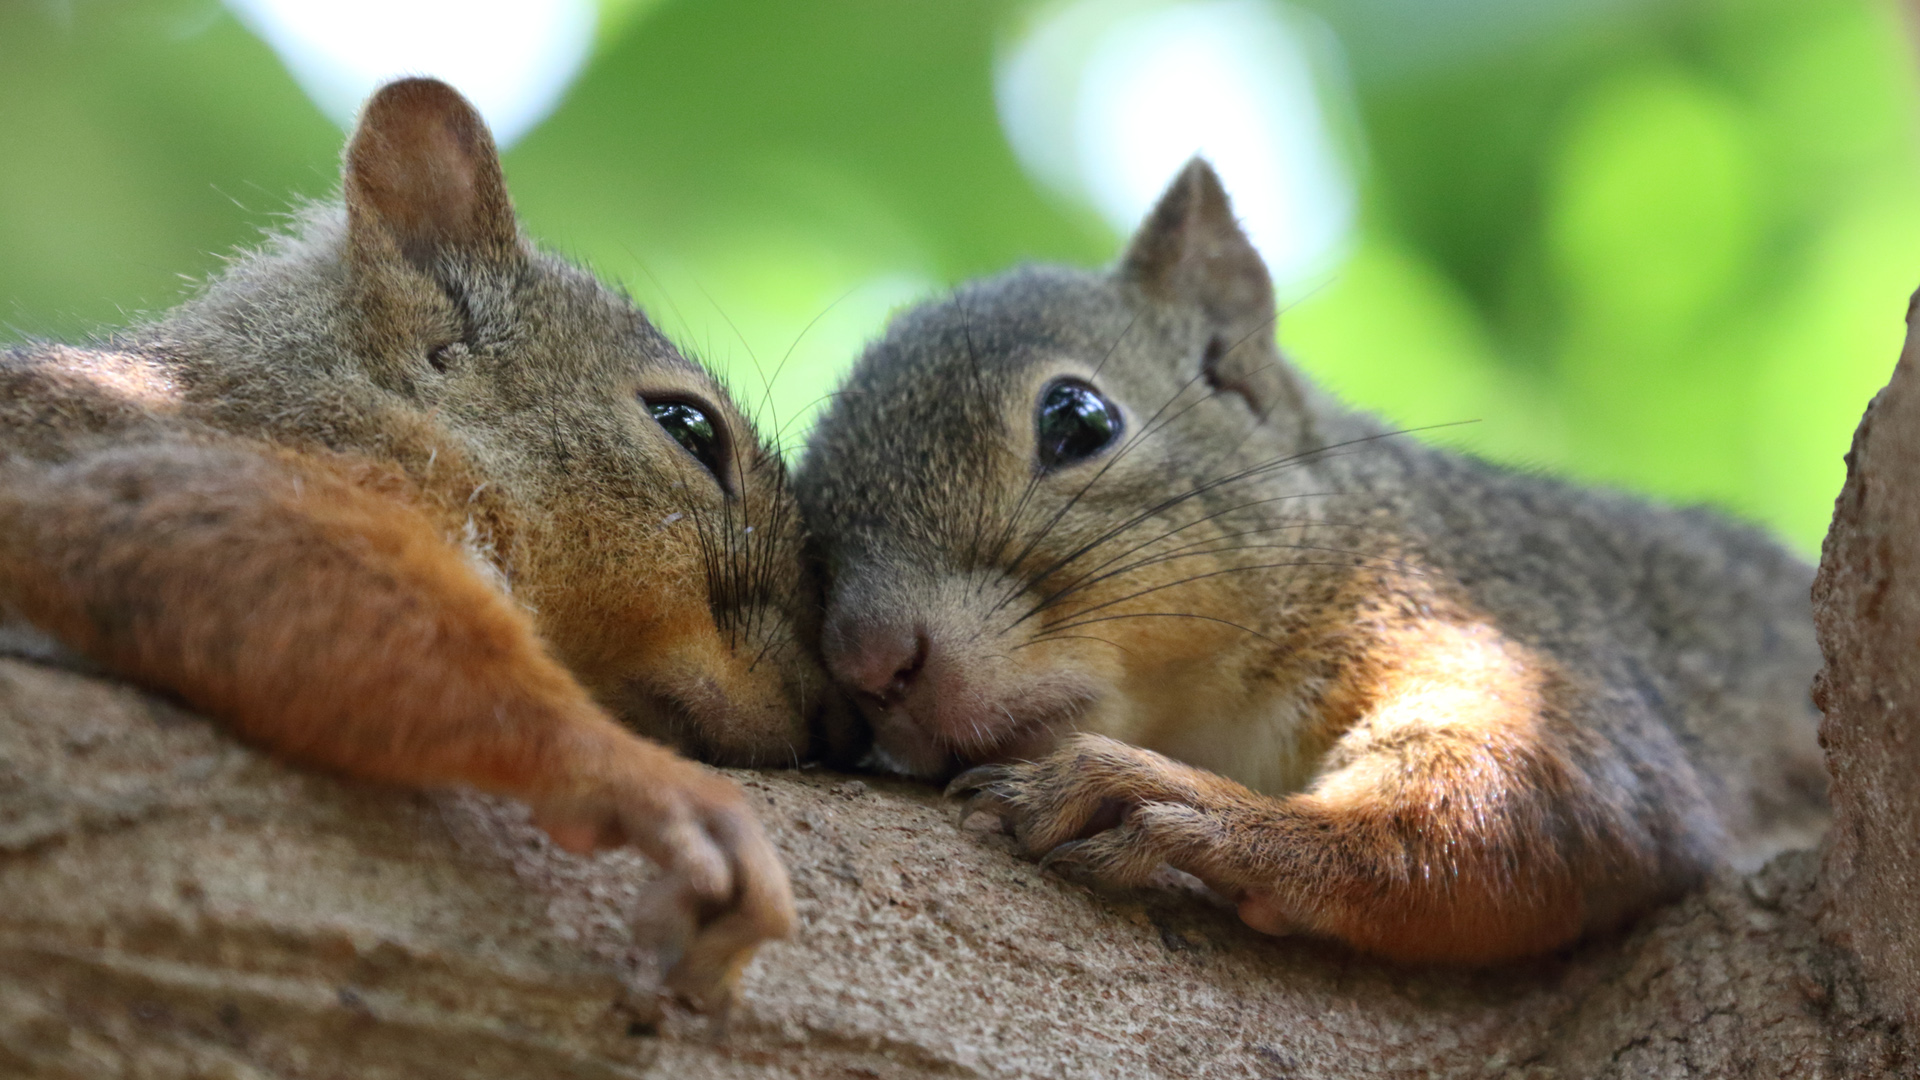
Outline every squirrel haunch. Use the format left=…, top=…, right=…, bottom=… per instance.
left=795, top=158, right=1826, bottom=964
left=0, top=78, right=826, bottom=1007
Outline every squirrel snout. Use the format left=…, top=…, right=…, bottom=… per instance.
left=827, top=622, right=929, bottom=704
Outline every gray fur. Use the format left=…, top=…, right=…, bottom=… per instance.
left=0, top=112, right=825, bottom=765
left=796, top=167, right=1825, bottom=878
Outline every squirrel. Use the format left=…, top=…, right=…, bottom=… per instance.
left=0, top=78, right=827, bottom=1007
left=792, top=159, right=1829, bottom=964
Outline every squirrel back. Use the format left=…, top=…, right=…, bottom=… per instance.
left=795, top=159, right=1824, bottom=961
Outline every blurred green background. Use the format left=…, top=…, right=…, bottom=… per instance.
left=4, top=0, right=1918, bottom=553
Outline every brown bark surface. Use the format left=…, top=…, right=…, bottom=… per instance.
left=1813, top=292, right=1920, bottom=1047
left=0, top=650, right=1899, bottom=1079
left=5, top=308, right=1920, bottom=1078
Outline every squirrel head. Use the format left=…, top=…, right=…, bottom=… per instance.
left=167, top=79, right=840, bottom=766
left=796, top=159, right=1342, bottom=778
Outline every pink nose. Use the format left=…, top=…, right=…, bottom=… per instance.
left=830, top=623, right=928, bottom=703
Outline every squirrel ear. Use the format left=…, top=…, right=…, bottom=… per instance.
left=1119, top=158, right=1289, bottom=419
left=1120, top=158, right=1274, bottom=328
left=342, top=78, right=519, bottom=274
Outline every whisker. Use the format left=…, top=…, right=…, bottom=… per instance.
left=1017, top=539, right=1411, bottom=626
left=1002, top=423, right=1470, bottom=609
left=1021, top=633, right=1135, bottom=655
left=984, top=367, right=1220, bottom=614
left=1016, top=494, right=1345, bottom=616
left=620, top=247, right=697, bottom=351
left=1034, top=557, right=1391, bottom=634
left=952, top=295, right=1027, bottom=581
left=692, top=279, right=771, bottom=419
left=1090, top=313, right=1138, bottom=382
left=759, top=285, right=860, bottom=429
left=1020, top=610, right=1276, bottom=646
left=770, top=388, right=870, bottom=450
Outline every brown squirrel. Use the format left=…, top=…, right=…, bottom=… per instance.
left=793, top=160, right=1829, bottom=964
left=0, top=78, right=827, bottom=1006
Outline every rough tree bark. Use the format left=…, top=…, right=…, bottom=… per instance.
left=1812, top=290, right=1920, bottom=1052
left=6, top=303, right=1920, bottom=1075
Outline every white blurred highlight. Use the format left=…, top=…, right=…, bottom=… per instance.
left=997, top=0, right=1356, bottom=293
left=224, top=0, right=596, bottom=147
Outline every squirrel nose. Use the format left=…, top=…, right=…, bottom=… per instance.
left=832, top=624, right=929, bottom=704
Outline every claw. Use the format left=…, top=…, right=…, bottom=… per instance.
left=945, top=764, right=1012, bottom=799
left=1038, top=839, right=1091, bottom=873
left=663, top=944, right=749, bottom=1015
left=954, top=800, right=990, bottom=830
left=954, top=785, right=1017, bottom=830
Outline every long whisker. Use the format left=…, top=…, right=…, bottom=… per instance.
left=981, top=337, right=1302, bottom=616
left=692, top=279, right=772, bottom=428
left=1019, top=610, right=1277, bottom=646
left=984, top=366, right=1220, bottom=615
left=1020, top=633, right=1135, bottom=655
left=999, top=426, right=1457, bottom=615
left=996, top=353, right=1209, bottom=562
left=1033, top=556, right=1392, bottom=633
left=972, top=311, right=1118, bottom=584
left=938, top=290, right=1018, bottom=579
left=1016, top=493, right=1343, bottom=616
left=1016, top=538, right=1412, bottom=627
left=975, top=313, right=1245, bottom=609
left=769, top=386, right=876, bottom=453
left=1090, top=312, right=1138, bottom=382
left=621, top=247, right=698, bottom=351
left=759, top=285, right=860, bottom=430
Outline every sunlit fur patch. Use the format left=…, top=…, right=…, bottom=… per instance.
left=1309, top=613, right=1550, bottom=810
left=459, top=514, right=513, bottom=598
left=51, top=348, right=181, bottom=411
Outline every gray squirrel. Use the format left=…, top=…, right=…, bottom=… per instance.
left=794, top=159, right=1827, bottom=962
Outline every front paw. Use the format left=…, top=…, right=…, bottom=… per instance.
left=946, top=733, right=1244, bottom=889
left=533, top=744, right=795, bottom=1012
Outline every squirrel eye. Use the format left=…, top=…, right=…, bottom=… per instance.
left=646, top=398, right=729, bottom=487
left=1035, top=379, right=1123, bottom=469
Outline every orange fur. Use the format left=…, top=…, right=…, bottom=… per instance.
left=8, top=444, right=647, bottom=822
left=0, top=79, right=821, bottom=1009
left=959, top=593, right=1656, bottom=964
left=0, top=437, right=793, bottom=996
left=1244, top=612, right=1613, bottom=961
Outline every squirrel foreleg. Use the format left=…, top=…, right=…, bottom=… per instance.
left=0, top=439, right=793, bottom=1006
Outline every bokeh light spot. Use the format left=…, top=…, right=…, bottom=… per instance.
left=223, top=0, right=595, bottom=147
left=997, top=0, right=1357, bottom=293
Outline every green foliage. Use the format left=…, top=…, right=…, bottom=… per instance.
left=1286, top=0, right=1920, bottom=549
left=3, top=0, right=1916, bottom=551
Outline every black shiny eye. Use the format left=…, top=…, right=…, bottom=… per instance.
left=1035, top=379, right=1123, bottom=469
left=647, top=399, right=728, bottom=485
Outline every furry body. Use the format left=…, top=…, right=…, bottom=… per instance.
left=795, top=161, right=1825, bottom=963
left=0, top=80, right=823, bottom=1004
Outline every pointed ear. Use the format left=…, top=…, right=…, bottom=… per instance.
left=1119, top=158, right=1290, bottom=418
left=343, top=78, right=519, bottom=274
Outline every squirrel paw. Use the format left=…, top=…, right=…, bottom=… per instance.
left=533, top=756, right=795, bottom=1012
left=947, top=732, right=1252, bottom=891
